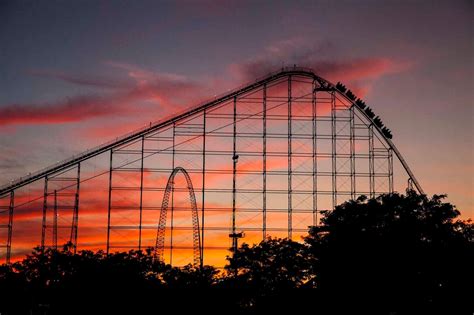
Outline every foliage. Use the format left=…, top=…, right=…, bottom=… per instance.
left=0, top=192, right=472, bottom=314
left=161, top=264, right=218, bottom=288
left=305, top=191, right=473, bottom=312
left=225, top=237, right=310, bottom=292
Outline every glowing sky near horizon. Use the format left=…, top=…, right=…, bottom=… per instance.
left=0, top=0, right=472, bottom=228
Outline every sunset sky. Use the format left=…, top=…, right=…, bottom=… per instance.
left=0, top=0, right=472, bottom=248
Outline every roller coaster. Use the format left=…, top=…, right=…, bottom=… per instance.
left=0, top=67, right=423, bottom=266
left=155, top=167, right=201, bottom=266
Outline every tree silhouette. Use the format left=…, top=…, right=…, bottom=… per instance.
left=304, top=191, right=473, bottom=313
left=225, top=237, right=309, bottom=291
left=161, top=264, right=218, bottom=288
left=0, top=192, right=472, bottom=314
left=222, top=237, right=312, bottom=312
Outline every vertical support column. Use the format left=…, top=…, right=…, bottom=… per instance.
left=231, top=96, right=238, bottom=251
left=262, top=84, right=267, bottom=239
left=331, top=90, right=337, bottom=209
left=70, top=163, right=80, bottom=253
left=53, top=190, right=58, bottom=249
left=6, top=190, right=14, bottom=264
left=170, top=123, right=176, bottom=264
left=201, top=111, right=206, bottom=267
left=350, top=107, right=356, bottom=200
left=41, top=176, right=48, bottom=250
left=287, top=76, right=292, bottom=239
left=106, top=149, right=113, bottom=254
left=388, top=148, right=394, bottom=193
left=138, top=136, right=145, bottom=250
left=312, top=81, right=317, bottom=226
left=369, top=125, right=375, bottom=198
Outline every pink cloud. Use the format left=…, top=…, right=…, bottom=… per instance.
left=310, top=58, right=412, bottom=82
left=228, top=39, right=413, bottom=99
left=1, top=64, right=205, bottom=127
left=230, top=56, right=411, bottom=85
left=1, top=45, right=411, bottom=129
left=0, top=95, right=122, bottom=126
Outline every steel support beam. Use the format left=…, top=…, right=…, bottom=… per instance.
left=389, top=148, right=394, bottom=193
left=41, top=176, right=48, bottom=250
left=312, top=82, right=317, bottom=225
left=231, top=96, right=238, bottom=251
left=70, top=163, right=80, bottom=253
left=106, top=149, right=113, bottom=254
left=331, top=91, right=337, bottom=209
left=287, top=76, right=292, bottom=239
left=170, top=124, right=176, bottom=264
left=138, top=136, right=145, bottom=250
left=262, top=84, right=267, bottom=239
left=6, top=191, right=14, bottom=264
left=53, top=190, right=58, bottom=249
left=369, top=125, right=375, bottom=198
left=201, top=110, right=206, bottom=267
left=350, top=107, right=356, bottom=200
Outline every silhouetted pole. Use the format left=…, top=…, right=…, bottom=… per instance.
left=53, top=190, right=58, bottom=249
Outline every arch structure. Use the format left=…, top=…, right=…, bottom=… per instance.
left=155, top=167, right=201, bottom=266
left=0, top=66, right=424, bottom=266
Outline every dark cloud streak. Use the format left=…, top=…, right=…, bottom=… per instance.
left=229, top=40, right=412, bottom=97
left=27, top=70, right=132, bottom=90
left=1, top=66, right=204, bottom=127
left=0, top=95, right=118, bottom=126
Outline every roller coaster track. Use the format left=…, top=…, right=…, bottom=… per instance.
left=0, top=66, right=423, bottom=197
left=0, top=66, right=426, bottom=265
left=155, top=167, right=201, bottom=266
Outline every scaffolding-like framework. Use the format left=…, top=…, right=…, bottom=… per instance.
left=0, top=67, right=423, bottom=266
left=155, top=167, right=201, bottom=266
